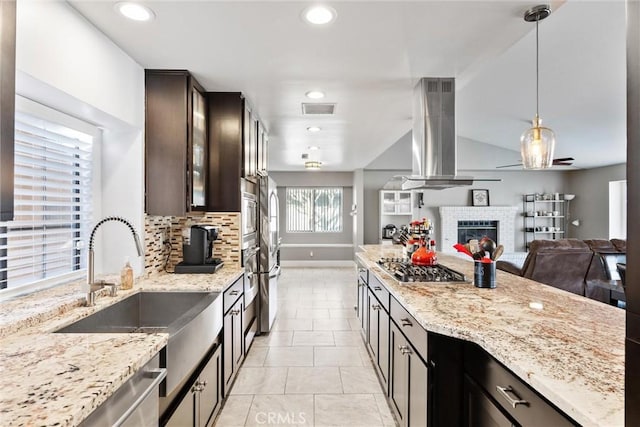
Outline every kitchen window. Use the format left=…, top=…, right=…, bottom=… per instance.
left=0, top=98, right=96, bottom=295
left=286, top=187, right=343, bottom=233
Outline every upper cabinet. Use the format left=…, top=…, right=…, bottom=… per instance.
left=145, top=70, right=207, bottom=216
left=207, top=92, right=266, bottom=212
left=0, top=0, right=16, bottom=221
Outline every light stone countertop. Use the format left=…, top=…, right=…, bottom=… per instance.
left=357, top=245, right=624, bottom=427
left=0, top=267, right=243, bottom=427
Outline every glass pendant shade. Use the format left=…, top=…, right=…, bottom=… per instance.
left=521, top=115, right=555, bottom=169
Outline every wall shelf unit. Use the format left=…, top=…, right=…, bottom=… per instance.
left=379, top=190, right=413, bottom=243
left=523, top=194, right=568, bottom=250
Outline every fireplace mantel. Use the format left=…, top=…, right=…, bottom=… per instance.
left=439, top=206, right=519, bottom=253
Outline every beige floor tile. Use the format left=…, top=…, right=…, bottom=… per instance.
left=340, top=367, right=384, bottom=393
left=296, top=308, right=330, bottom=319
left=292, top=331, right=335, bottom=346
left=278, top=307, right=298, bottom=318
left=285, top=367, right=342, bottom=394
left=333, top=330, right=365, bottom=346
left=314, top=394, right=383, bottom=426
left=272, top=318, right=314, bottom=331
left=312, top=318, right=351, bottom=331
left=310, top=300, right=345, bottom=309
left=243, top=346, right=268, bottom=367
left=348, top=318, right=363, bottom=331
left=374, top=393, right=398, bottom=426
left=329, top=308, right=357, bottom=318
left=244, top=394, right=314, bottom=427
left=264, top=346, right=314, bottom=367
left=314, top=346, right=365, bottom=367
left=230, top=367, right=288, bottom=395
left=215, top=395, right=253, bottom=426
left=252, top=331, right=294, bottom=347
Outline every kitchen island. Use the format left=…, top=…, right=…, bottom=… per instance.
left=0, top=267, right=243, bottom=426
left=357, top=245, right=624, bottom=426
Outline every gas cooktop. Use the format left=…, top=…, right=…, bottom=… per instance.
left=377, top=258, right=467, bottom=283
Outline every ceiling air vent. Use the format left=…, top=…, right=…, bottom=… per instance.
left=301, top=153, right=309, bottom=159
left=302, top=103, right=336, bottom=115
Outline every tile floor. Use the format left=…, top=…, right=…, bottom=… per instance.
left=215, top=267, right=397, bottom=427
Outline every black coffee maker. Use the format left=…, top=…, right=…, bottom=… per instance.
left=175, top=225, right=224, bottom=274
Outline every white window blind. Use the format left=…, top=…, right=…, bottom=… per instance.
left=286, top=187, right=343, bottom=233
left=0, top=111, right=93, bottom=291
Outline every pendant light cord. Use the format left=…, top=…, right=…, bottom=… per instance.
left=536, top=17, right=540, bottom=119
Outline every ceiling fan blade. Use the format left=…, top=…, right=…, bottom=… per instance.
left=553, top=162, right=574, bottom=166
left=553, top=157, right=575, bottom=162
left=495, top=163, right=522, bottom=169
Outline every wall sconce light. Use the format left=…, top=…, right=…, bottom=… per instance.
left=571, top=220, right=581, bottom=227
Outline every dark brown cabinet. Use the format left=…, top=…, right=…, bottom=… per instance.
left=223, top=278, right=244, bottom=393
left=207, top=92, right=262, bottom=212
left=463, top=375, right=515, bottom=427
left=164, top=344, right=222, bottom=427
left=145, top=70, right=207, bottom=216
left=0, top=0, right=16, bottom=221
left=389, top=320, right=429, bottom=427
left=356, top=264, right=368, bottom=333
left=367, top=288, right=389, bottom=387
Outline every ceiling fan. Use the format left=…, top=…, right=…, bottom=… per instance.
left=496, top=157, right=574, bottom=169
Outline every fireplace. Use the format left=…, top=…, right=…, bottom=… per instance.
left=439, top=206, right=518, bottom=253
left=458, top=220, right=498, bottom=243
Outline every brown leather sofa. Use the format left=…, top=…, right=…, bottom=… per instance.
left=497, top=239, right=594, bottom=296
left=497, top=238, right=627, bottom=301
left=584, top=239, right=626, bottom=303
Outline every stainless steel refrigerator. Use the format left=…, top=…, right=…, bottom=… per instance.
left=258, top=176, right=280, bottom=332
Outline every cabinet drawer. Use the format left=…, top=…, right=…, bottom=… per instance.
left=369, top=274, right=390, bottom=312
left=464, top=343, right=575, bottom=426
left=357, top=263, right=368, bottom=285
left=224, top=276, right=244, bottom=313
left=390, top=297, right=427, bottom=359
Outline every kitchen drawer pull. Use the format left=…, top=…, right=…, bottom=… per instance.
left=374, top=286, right=382, bottom=291
left=372, top=304, right=381, bottom=311
left=400, top=318, right=413, bottom=327
left=398, top=345, right=412, bottom=355
left=496, top=385, right=529, bottom=408
left=229, top=290, right=240, bottom=296
left=231, top=309, right=241, bottom=315
left=358, top=268, right=366, bottom=273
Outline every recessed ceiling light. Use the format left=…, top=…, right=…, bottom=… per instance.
left=305, top=90, right=325, bottom=99
left=302, top=5, right=337, bottom=25
left=308, top=146, right=320, bottom=151
left=305, top=161, right=322, bottom=170
left=115, top=2, right=155, bottom=21
left=307, top=126, right=321, bottom=133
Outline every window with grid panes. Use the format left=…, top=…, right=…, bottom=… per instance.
left=286, top=187, right=343, bottom=233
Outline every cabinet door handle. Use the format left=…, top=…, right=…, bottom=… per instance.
left=374, top=286, right=382, bottom=291
left=372, top=304, right=381, bottom=311
left=195, top=380, right=207, bottom=389
left=230, top=290, right=240, bottom=296
left=496, top=385, right=529, bottom=408
left=400, top=318, right=413, bottom=327
left=358, top=268, right=366, bottom=273
left=398, top=345, right=412, bottom=355
left=231, top=309, right=241, bottom=315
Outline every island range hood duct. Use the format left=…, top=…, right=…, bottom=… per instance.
left=402, top=77, right=476, bottom=190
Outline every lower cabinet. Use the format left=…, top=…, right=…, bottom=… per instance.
left=223, top=297, right=244, bottom=393
left=389, top=321, right=429, bottom=427
left=463, top=374, right=514, bottom=427
left=367, top=288, right=389, bottom=387
left=165, top=344, right=222, bottom=427
left=356, top=267, right=368, bottom=333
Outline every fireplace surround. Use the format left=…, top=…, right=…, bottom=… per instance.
left=439, top=206, right=519, bottom=253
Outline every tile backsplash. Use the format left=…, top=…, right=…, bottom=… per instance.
left=144, top=212, right=241, bottom=276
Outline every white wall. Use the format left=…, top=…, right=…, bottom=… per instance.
left=16, top=1, right=145, bottom=276
left=566, top=164, right=626, bottom=240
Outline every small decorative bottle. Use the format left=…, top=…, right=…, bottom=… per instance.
left=120, top=258, right=134, bottom=290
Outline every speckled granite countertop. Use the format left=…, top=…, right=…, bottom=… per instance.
left=0, top=267, right=243, bottom=426
left=357, top=245, right=624, bottom=427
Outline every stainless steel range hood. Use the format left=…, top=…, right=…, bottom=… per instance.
left=402, top=77, right=476, bottom=190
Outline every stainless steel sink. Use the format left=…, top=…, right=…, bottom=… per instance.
left=56, top=291, right=223, bottom=397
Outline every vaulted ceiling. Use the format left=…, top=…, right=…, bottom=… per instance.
left=69, top=0, right=627, bottom=171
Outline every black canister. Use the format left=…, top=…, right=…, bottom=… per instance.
left=474, top=260, right=496, bottom=288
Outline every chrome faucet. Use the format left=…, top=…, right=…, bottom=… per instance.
left=86, top=216, right=145, bottom=306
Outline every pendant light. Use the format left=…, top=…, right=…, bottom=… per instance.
left=521, top=5, right=556, bottom=169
